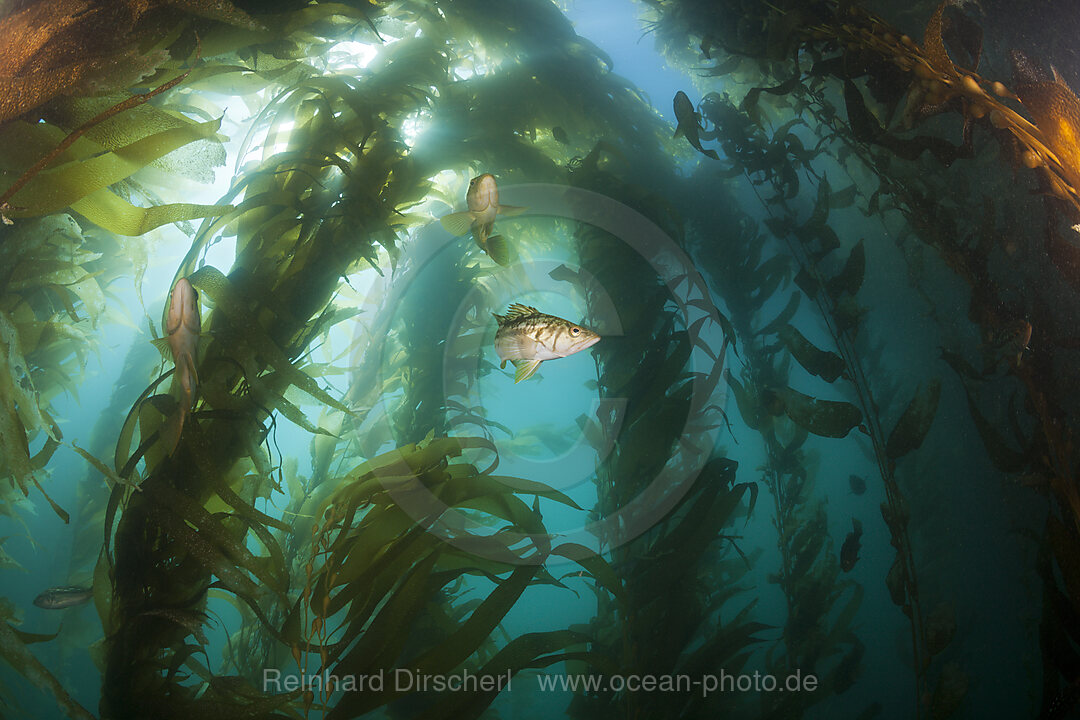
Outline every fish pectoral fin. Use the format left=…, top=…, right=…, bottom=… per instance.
left=512, top=359, right=542, bottom=383
left=496, top=204, right=528, bottom=217
left=439, top=211, right=477, bottom=236
left=483, top=234, right=512, bottom=266
left=150, top=336, right=172, bottom=360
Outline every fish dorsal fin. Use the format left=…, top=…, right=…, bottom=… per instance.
left=512, top=359, right=542, bottom=383
left=503, top=303, right=539, bottom=321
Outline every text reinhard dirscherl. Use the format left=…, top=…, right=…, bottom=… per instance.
left=263, top=669, right=818, bottom=698
left=263, top=668, right=512, bottom=694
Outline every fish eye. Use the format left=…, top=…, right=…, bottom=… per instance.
left=571, top=327, right=580, bottom=335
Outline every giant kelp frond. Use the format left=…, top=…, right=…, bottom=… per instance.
left=278, top=437, right=607, bottom=720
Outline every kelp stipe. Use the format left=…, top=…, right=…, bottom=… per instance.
left=692, top=204, right=865, bottom=718
left=83, top=1, right=704, bottom=717
left=646, top=0, right=1076, bottom=716
left=559, top=146, right=765, bottom=719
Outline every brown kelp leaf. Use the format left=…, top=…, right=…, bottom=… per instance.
left=1014, top=73, right=1080, bottom=196
left=931, top=661, right=968, bottom=720
left=777, top=386, right=862, bottom=438
left=925, top=602, right=956, bottom=655
left=829, top=183, right=859, bottom=209
left=794, top=267, right=820, bottom=297
left=922, top=2, right=953, bottom=76
left=777, top=325, right=846, bottom=383
left=414, top=630, right=608, bottom=720
left=885, top=378, right=941, bottom=459
left=826, top=239, right=865, bottom=299
left=844, top=79, right=884, bottom=143
left=164, top=0, right=266, bottom=31
left=959, top=381, right=1028, bottom=472
left=886, top=554, right=907, bottom=607
left=942, top=7, right=982, bottom=71
left=756, top=292, right=801, bottom=336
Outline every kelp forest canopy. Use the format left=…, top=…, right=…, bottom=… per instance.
left=1, top=0, right=1080, bottom=719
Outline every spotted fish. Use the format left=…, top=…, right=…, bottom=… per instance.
left=440, top=173, right=526, bottom=266
left=493, top=303, right=600, bottom=383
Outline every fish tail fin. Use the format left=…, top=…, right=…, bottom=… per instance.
left=512, top=359, right=542, bottom=383
left=440, top=211, right=476, bottom=236
left=852, top=517, right=863, bottom=536
left=672, top=125, right=684, bottom=140
left=483, top=234, right=512, bottom=266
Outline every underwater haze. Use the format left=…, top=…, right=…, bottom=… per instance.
left=0, top=0, right=1078, bottom=719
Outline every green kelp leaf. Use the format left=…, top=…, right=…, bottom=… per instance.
left=825, top=239, right=866, bottom=299
left=12, top=628, right=60, bottom=645
left=0, top=310, right=56, bottom=441
left=552, top=543, right=625, bottom=605
left=725, top=371, right=764, bottom=430
left=187, top=266, right=353, bottom=416
left=0, top=597, right=23, bottom=625
left=411, top=565, right=539, bottom=675
left=71, top=188, right=233, bottom=236
left=8, top=117, right=225, bottom=218
left=794, top=267, right=820, bottom=297
left=482, top=475, right=583, bottom=511
left=808, top=175, right=832, bottom=229
left=47, top=94, right=228, bottom=183
left=412, top=630, right=608, bottom=720
left=756, top=292, right=801, bottom=336
left=679, top=599, right=770, bottom=678
left=885, top=379, right=941, bottom=459
left=0, top=538, right=24, bottom=572
left=0, top=622, right=95, bottom=720
left=777, top=386, right=862, bottom=438
left=333, top=550, right=441, bottom=683
left=249, top=377, right=336, bottom=437
left=70, top=442, right=141, bottom=491
left=0, top=393, right=32, bottom=492
left=777, top=325, right=846, bottom=383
